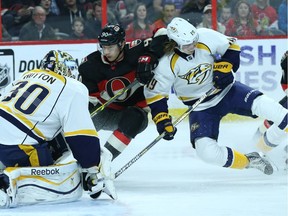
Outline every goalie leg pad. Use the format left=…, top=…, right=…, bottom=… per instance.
left=1, top=161, right=82, bottom=208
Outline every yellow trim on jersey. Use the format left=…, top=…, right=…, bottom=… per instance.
left=24, top=69, right=66, bottom=84
left=196, top=43, right=212, bottom=53
left=170, top=53, right=180, bottom=75
left=0, top=104, right=46, bottom=140
left=228, top=43, right=241, bottom=51
left=18, top=145, right=40, bottom=166
left=178, top=96, right=195, bottom=101
left=146, top=95, right=166, bottom=105
left=230, top=150, right=249, bottom=169
left=64, top=129, right=98, bottom=137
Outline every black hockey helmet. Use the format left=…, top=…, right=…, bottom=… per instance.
left=98, top=24, right=125, bottom=47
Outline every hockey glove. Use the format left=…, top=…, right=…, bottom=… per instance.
left=136, top=55, right=158, bottom=85
left=213, top=60, right=234, bottom=89
left=153, top=112, right=177, bottom=140
left=83, top=147, right=117, bottom=200
left=280, top=51, right=287, bottom=73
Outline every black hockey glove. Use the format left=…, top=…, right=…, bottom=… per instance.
left=213, top=59, right=234, bottom=89
left=153, top=112, right=177, bottom=140
left=280, top=51, right=287, bottom=73
left=136, top=55, right=158, bottom=85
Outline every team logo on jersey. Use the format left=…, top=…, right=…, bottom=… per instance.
left=190, top=122, right=199, bottom=132
left=128, top=39, right=141, bottom=49
left=178, top=63, right=211, bottom=84
left=106, top=77, right=132, bottom=101
left=0, top=64, right=10, bottom=88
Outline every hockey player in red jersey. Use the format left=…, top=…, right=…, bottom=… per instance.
left=0, top=50, right=116, bottom=208
left=79, top=24, right=167, bottom=159
left=139, top=17, right=288, bottom=175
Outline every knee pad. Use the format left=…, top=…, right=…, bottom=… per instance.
left=118, top=107, right=148, bottom=138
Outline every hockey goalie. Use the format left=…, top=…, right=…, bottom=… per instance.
left=0, top=50, right=116, bottom=208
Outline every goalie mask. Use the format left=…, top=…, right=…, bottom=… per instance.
left=167, top=17, right=199, bottom=54
left=40, top=50, right=78, bottom=78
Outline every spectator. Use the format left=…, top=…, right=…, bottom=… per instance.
left=115, top=0, right=138, bottom=29
left=125, top=3, right=154, bottom=40
left=1, top=26, right=12, bottom=41
left=138, top=0, right=155, bottom=21
left=218, top=5, right=232, bottom=26
left=2, top=1, right=35, bottom=37
left=225, top=0, right=260, bottom=37
left=180, top=0, right=210, bottom=27
left=277, top=0, right=287, bottom=34
left=197, top=4, right=226, bottom=34
left=19, top=6, right=57, bottom=41
left=50, top=0, right=61, bottom=15
left=251, top=0, right=278, bottom=31
left=58, top=0, right=87, bottom=35
left=69, top=17, right=90, bottom=39
left=38, top=0, right=60, bottom=31
left=153, top=0, right=186, bottom=17
left=85, top=1, right=117, bottom=39
left=153, top=2, right=177, bottom=29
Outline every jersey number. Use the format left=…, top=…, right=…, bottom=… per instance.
left=2, top=81, right=49, bottom=115
left=147, top=78, right=157, bottom=90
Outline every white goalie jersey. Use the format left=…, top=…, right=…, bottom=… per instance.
left=144, top=28, right=240, bottom=110
left=0, top=69, right=98, bottom=145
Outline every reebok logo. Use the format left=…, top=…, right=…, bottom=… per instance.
left=31, top=168, right=60, bottom=175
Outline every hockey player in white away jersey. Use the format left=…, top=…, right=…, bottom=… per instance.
left=139, top=17, right=288, bottom=175
left=0, top=50, right=116, bottom=208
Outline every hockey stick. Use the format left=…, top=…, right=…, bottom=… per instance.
left=90, top=80, right=139, bottom=118
left=114, top=87, right=219, bottom=178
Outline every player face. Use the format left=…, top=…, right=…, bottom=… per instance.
left=102, top=44, right=122, bottom=62
left=180, top=41, right=197, bottom=55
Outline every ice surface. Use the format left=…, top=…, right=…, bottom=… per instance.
left=1, top=120, right=287, bottom=216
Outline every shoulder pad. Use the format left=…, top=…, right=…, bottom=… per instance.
left=153, top=28, right=167, bottom=37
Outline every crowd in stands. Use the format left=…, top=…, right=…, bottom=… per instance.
left=1, top=0, right=287, bottom=42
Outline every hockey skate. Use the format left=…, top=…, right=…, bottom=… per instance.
left=245, top=152, right=273, bottom=175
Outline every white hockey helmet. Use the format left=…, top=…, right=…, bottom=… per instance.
left=167, top=17, right=199, bottom=51
left=40, top=50, right=78, bottom=78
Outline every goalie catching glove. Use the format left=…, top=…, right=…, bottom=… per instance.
left=136, top=55, right=158, bottom=85
left=213, top=59, right=234, bottom=89
left=82, top=147, right=117, bottom=200
left=153, top=112, right=177, bottom=140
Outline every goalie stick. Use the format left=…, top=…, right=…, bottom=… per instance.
left=114, top=87, right=219, bottom=178
left=90, top=80, right=140, bottom=118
